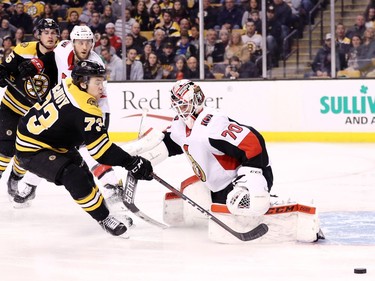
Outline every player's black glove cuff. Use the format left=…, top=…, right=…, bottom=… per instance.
left=18, top=60, right=39, bottom=80
left=125, top=156, right=153, bottom=181
left=0, top=64, right=8, bottom=88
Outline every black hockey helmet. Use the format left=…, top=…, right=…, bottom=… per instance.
left=36, top=18, right=60, bottom=35
left=72, top=60, right=106, bottom=85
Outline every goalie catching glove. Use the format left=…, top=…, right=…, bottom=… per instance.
left=125, top=156, right=153, bottom=181
left=226, top=167, right=270, bottom=216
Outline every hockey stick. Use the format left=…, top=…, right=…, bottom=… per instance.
left=28, top=77, right=43, bottom=103
left=4, top=77, right=34, bottom=105
left=138, top=108, right=149, bottom=138
left=122, top=172, right=168, bottom=229
left=151, top=172, right=269, bottom=241
left=121, top=108, right=168, bottom=228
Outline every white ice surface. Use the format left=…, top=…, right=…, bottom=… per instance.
left=0, top=143, right=374, bottom=281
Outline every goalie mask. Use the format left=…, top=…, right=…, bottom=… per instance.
left=170, top=79, right=205, bottom=129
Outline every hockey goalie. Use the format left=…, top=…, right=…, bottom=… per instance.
left=123, top=79, right=325, bottom=243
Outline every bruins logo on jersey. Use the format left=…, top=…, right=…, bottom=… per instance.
left=20, top=42, right=29, bottom=48
left=87, top=97, right=98, bottom=107
left=24, top=74, right=50, bottom=100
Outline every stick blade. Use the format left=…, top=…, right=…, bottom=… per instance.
left=122, top=172, right=168, bottom=229
left=237, top=223, right=269, bottom=241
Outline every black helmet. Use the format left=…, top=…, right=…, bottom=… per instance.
left=72, top=60, right=106, bottom=85
left=36, top=18, right=60, bottom=35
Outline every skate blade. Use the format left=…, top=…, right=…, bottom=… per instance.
left=13, top=201, right=32, bottom=209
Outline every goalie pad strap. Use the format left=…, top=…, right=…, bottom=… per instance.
left=211, top=203, right=230, bottom=213
left=91, top=164, right=113, bottom=179
left=165, top=192, right=180, bottom=200
left=180, top=175, right=200, bottom=192
left=211, top=203, right=316, bottom=215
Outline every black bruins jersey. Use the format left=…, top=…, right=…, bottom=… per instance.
left=16, top=78, right=132, bottom=167
left=1, top=41, right=58, bottom=116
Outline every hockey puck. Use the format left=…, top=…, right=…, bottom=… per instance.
left=354, top=268, right=367, bottom=274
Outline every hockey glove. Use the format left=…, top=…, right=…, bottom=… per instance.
left=18, top=58, right=44, bottom=80
left=226, top=167, right=270, bottom=216
left=0, top=64, right=8, bottom=88
left=125, top=156, right=153, bottom=181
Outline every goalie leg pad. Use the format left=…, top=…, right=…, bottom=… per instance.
left=296, top=210, right=322, bottom=242
left=163, top=192, right=185, bottom=226
left=182, top=180, right=212, bottom=226
left=208, top=202, right=322, bottom=244
left=209, top=204, right=264, bottom=244
left=163, top=176, right=212, bottom=226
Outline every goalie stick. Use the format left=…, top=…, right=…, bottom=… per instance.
left=122, top=172, right=168, bottom=229
left=151, top=172, right=269, bottom=242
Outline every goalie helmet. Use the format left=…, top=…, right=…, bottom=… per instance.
left=36, top=18, right=60, bottom=35
left=72, top=60, right=106, bottom=87
left=70, top=25, right=94, bottom=42
left=170, top=79, right=205, bottom=129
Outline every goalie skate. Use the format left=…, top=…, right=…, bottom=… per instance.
left=99, top=215, right=128, bottom=237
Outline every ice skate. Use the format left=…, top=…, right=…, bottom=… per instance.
left=102, top=181, right=135, bottom=229
left=102, top=182, right=123, bottom=205
left=13, top=183, right=37, bottom=208
left=7, top=171, right=22, bottom=200
left=99, top=215, right=128, bottom=237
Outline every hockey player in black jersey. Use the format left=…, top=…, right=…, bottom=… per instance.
left=14, top=60, right=153, bottom=236
left=13, top=26, right=124, bottom=208
left=0, top=18, right=60, bottom=198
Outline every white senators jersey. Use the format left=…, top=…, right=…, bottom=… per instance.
left=53, top=40, right=110, bottom=113
left=167, top=107, right=268, bottom=192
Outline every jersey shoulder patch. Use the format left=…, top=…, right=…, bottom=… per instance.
left=59, top=40, right=72, bottom=48
left=14, top=41, right=38, bottom=57
left=64, top=78, right=102, bottom=117
left=201, top=114, right=213, bottom=126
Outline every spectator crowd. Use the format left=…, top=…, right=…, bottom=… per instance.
left=1, top=0, right=372, bottom=80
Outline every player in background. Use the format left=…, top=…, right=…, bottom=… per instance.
left=14, top=60, right=153, bottom=237
left=13, top=25, right=122, bottom=208
left=0, top=18, right=60, bottom=198
left=142, top=79, right=273, bottom=217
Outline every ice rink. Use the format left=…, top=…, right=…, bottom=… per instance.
left=0, top=142, right=374, bottom=281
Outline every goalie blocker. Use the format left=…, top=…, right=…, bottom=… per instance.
left=163, top=177, right=325, bottom=244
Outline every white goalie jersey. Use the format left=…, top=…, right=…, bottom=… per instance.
left=167, top=106, right=268, bottom=192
